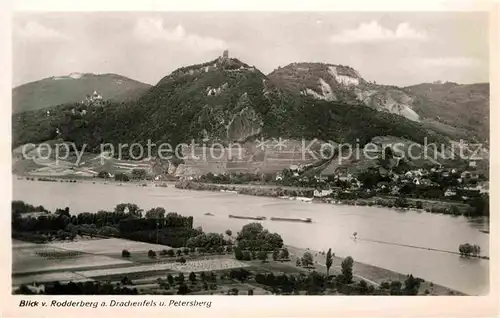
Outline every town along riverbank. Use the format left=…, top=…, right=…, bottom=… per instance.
left=174, top=181, right=475, bottom=217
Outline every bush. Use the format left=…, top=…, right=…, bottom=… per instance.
left=242, top=250, right=251, bottom=261
left=415, top=201, right=423, bottom=209
left=115, top=173, right=130, bottom=182
left=301, top=252, right=314, bottom=267
left=177, top=283, right=189, bottom=295
left=234, top=247, right=243, bottom=260
left=177, top=257, right=187, bottom=264
left=121, top=249, right=131, bottom=257
left=148, top=250, right=156, bottom=258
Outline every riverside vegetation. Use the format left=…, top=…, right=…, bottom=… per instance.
left=12, top=200, right=458, bottom=296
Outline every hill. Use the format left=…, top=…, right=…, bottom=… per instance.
left=12, top=73, right=152, bottom=113
left=12, top=54, right=460, bottom=177
left=404, top=82, right=489, bottom=143
left=267, top=63, right=489, bottom=143
left=267, top=62, right=421, bottom=122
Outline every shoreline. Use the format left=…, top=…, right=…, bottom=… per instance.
left=13, top=177, right=487, bottom=294
left=174, top=180, right=480, bottom=218
left=12, top=174, right=486, bottom=217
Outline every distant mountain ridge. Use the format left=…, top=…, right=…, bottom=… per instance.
left=404, top=82, right=489, bottom=142
left=13, top=54, right=450, bottom=151
left=267, top=63, right=489, bottom=142
left=12, top=73, right=152, bottom=113
left=12, top=53, right=489, bottom=177
left=267, top=62, right=421, bottom=122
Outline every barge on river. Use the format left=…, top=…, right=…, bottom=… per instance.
left=270, top=217, right=312, bottom=223
left=228, top=215, right=266, bottom=221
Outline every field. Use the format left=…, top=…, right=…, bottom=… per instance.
left=12, top=243, right=133, bottom=275
left=13, top=272, right=93, bottom=286
left=76, top=259, right=249, bottom=278
left=12, top=236, right=464, bottom=295
left=48, top=238, right=172, bottom=254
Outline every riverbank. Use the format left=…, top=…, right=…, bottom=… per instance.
left=284, top=245, right=466, bottom=295
left=14, top=175, right=476, bottom=216
left=174, top=181, right=474, bottom=216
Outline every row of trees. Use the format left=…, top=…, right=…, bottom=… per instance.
left=235, top=223, right=284, bottom=251
left=458, top=243, right=481, bottom=257
left=97, top=169, right=148, bottom=181
left=12, top=201, right=202, bottom=247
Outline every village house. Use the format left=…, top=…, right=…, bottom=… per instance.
left=313, top=189, right=333, bottom=198
left=444, top=188, right=457, bottom=197
left=390, top=185, right=401, bottom=196
left=275, top=172, right=283, bottom=181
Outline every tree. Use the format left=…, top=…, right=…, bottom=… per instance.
left=403, top=274, right=421, bottom=295
left=326, top=248, right=333, bottom=277
left=225, top=229, right=232, bottom=237
left=178, top=257, right=187, bottom=264
left=248, top=288, right=254, bottom=295
left=148, top=250, right=156, bottom=258
left=341, top=256, right=354, bottom=284
left=145, top=207, right=166, bottom=219
left=176, top=249, right=182, bottom=256
left=189, top=272, right=197, bottom=284
left=296, top=258, right=301, bottom=267
left=177, top=283, right=189, bottom=295
left=114, top=173, right=130, bottom=182
left=236, top=222, right=283, bottom=251
left=301, top=252, right=314, bottom=268
left=166, top=249, right=175, bottom=257
left=242, top=250, right=251, bottom=261
left=228, top=288, right=239, bottom=295
left=121, top=249, right=130, bottom=258
left=280, top=248, right=289, bottom=260
left=473, top=244, right=481, bottom=256
left=97, top=171, right=110, bottom=179
left=272, top=250, right=279, bottom=261
left=415, top=201, right=423, bottom=209
left=258, top=250, right=268, bottom=263
left=176, top=273, right=185, bottom=284
left=121, top=276, right=132, bottom=285
left=131, top=168, right=147, bottom=180
left=233, top=247, right=244, bottom=260
left=389, top=281, right=402, bottom=295
left=395, top=195, right=409, bottom=208
left=167, top=274, right=174, bottom=285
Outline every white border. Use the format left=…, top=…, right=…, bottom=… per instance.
left=1, top=1, right=499, bottom=317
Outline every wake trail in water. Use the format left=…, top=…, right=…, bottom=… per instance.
left=355, top=237, right=488, bottom=259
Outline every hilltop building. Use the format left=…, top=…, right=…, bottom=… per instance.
left=82, top=90, right=103, bottom=106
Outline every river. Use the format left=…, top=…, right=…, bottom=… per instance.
left=13, top=179, right=489, bottom=295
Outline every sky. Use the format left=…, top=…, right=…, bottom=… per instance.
left=12, top=12, right=489, bottom=87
